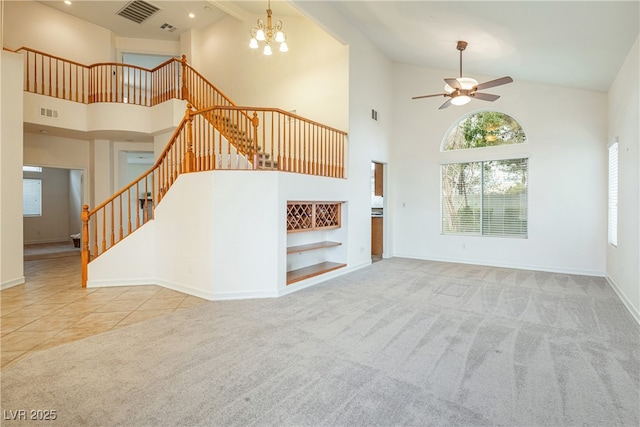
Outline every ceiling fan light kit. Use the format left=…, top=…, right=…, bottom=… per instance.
left=412, top=40, right=513, bottom=109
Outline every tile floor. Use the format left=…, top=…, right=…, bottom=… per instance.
left=1, top=254, right=207, bottom=370
left=23, top=240, right=80, bottom=261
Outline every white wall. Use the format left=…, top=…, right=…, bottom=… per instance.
left=115, top=37, right=180, bottom=60
left=9, top=1, right=625, bottom=304
left=196, top=13, right=349, bottom=131
left=23, top=134, right=90, bottom=243
left=23, top=95, right=185, bottom=137
left=607, top=35, right=640, bottom=323
left=88, top=170, right=359, bottom=300
left=292, top=0, right=394, bottom=270
left=22, top=95, right=185, bottom=212
left=1, top=51, right=25, bottom=289
left=3, top=1, right=113, bottom=63
left=391, top=63, right=607, bottom=275
left=91, top=2, right=395, bottom=298
left=23, top=167, right=70, bottom=244
left=87, top=221, right=157, bottom=287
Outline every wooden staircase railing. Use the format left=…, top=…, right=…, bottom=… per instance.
left=9, top=47, right=182, bottom=106
left=7, top=46, right=348, bottom=284
left=81, top=104, right=347, bottom=285
left=81, top=106, right=197, bottom=285
left=10, top=46, right=348, bottom=175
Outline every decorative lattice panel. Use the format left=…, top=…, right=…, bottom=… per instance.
left=287, top=203, right=313, bottom=231
left=287, top=202, right=341, bottom=233
left=315, top=203, right=340, bottom=228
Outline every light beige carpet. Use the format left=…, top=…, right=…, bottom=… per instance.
left=1, top=258, right=638, bottom=426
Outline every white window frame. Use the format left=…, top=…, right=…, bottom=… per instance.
left=608, top=142, right=618, bottom=247
left=23, top=165, right=43, bottom=173
left=440, top=158, right=528, bottom=238
left=23, top=178, right=43, bottom=217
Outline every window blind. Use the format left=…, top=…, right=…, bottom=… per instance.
left=23, top=178, right=42, bottom=216
left=482, top=159, right=528, bottom=237
left=608, top=143, right=618, bottom=246
left=442, top=158, right=528, bottom=237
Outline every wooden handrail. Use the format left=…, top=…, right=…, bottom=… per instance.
left=181, top=59, right=238, bottom=109
left=6, top=46, right=88, bottom=67
left=86, top=109, right=191, bottom=218
left=11, top=47, right=349, bottom=285
left=11, top=46, right=182, bottom=106
left=194, top=105, right=347, bottom=136
left=81, top=104, right=348, bottom=284
left=81, top=111, right=192, bottom=285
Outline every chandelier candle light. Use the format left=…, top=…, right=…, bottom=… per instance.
left=249, top=0, right=288, bottom=55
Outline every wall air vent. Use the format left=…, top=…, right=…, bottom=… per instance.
left=39, top=107, right=59, bottom=119
left=116, top=0, right=160, bottom=24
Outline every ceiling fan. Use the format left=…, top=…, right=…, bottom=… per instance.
left=412, top=41, right=513, bottom=109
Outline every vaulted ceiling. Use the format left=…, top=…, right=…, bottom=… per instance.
left=35, top=0, right=640, bottom=92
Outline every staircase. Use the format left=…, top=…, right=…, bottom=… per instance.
left=212, top=113, right=276, bottom=169
left=10, top=47, right=347, bottom=286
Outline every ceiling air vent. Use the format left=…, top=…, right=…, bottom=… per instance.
left=116, top=0, right=160, bottom=24
left=160, top=23, right=177, bottom=32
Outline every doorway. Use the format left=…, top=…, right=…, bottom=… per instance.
left=22, top=165, right=84, bottom=260
left=371, top=161, right=384, bottom=262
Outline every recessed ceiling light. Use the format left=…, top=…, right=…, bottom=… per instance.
left=64, top=0, right=72, bottom=5
left=188, top=12, right=195, bottom=19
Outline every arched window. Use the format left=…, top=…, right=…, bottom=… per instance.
left=443, top=111, right=526, bottom=151
left=441, top=111, right=528, bottom=237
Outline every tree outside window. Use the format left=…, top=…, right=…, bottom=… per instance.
left=441, top=112, right=528, bottom=238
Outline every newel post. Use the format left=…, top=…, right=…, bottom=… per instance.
left=251, top=112, right=259, bottom=169
left=81, top=205, right=89, bottom=288
left=180, top=54, right=188, bottom=101
left=184, top=104, right=195, bottom=173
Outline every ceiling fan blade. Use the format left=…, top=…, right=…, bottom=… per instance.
left=438, top=99, right=452, bottom=109
left=412, top=93, right=446, bottom=100
left=444, top=78, right=461, bottom=90
left=472, top=92, right=500, bottom=102
left=474, top=76, right=513, bottom=91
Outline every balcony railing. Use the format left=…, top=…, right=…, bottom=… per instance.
left=12, top=46, right=181, bottom=106
left=7, top=46, right=349, bottom=285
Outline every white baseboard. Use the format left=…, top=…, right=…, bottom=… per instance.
left=209, top=290, right=278, bottom=301
left=606, top=276, right=640, bottom=326
left=85, top=260, right=373, bottom=302
left=154, top=279, right=218, bottom=300
left=86, top=278, right=157, bottom=288
left=86, top=277, right=278, bottom=301
left=392, top=253, right=605, bottom=277
left=87, top=277, right=215, bottom=301
left=1, top=276, right=26, bottom=290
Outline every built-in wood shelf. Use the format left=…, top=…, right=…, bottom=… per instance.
left=286, top=262, right=347, bottom=285
left=286, top=241, right=342, bottom=254
left=287, top=202, right=341, bottom=233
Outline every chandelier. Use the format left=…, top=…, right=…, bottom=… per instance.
left=249, top=0, right=288, bottom=55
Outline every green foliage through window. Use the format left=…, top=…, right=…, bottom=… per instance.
left=443, top=111, right=525, bottom=151
left=441, top=159, right=528, bottom=237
